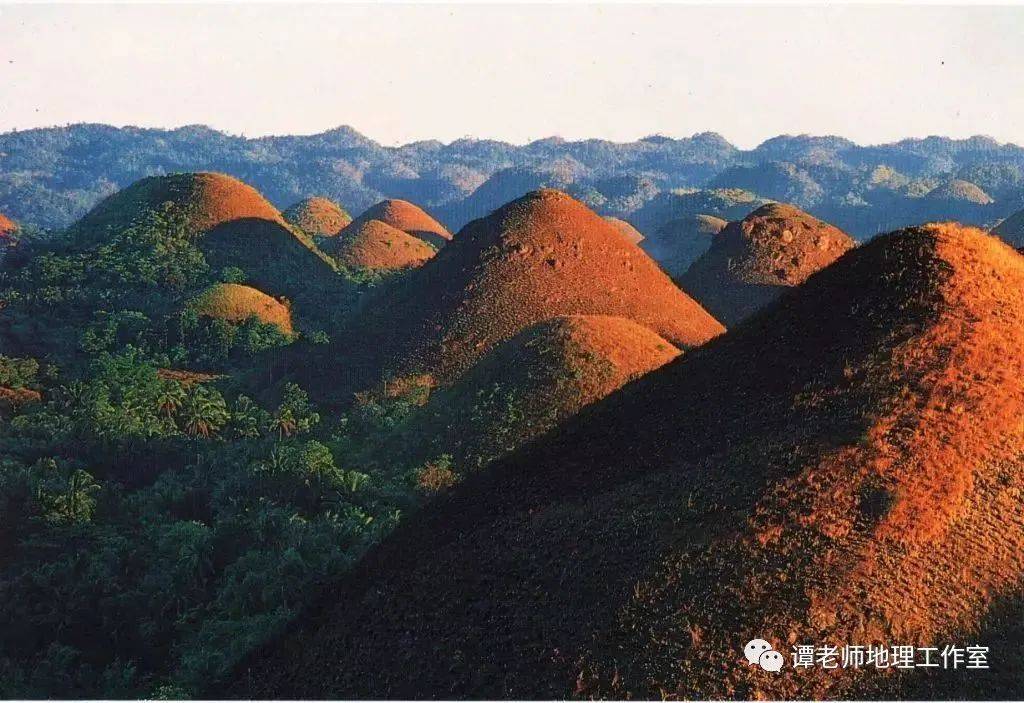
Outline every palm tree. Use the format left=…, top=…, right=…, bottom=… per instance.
left=155, top=381, right=186, bottom=419
left=63, top=469, right=100, bottom=523
left=179, top=387, right=229, bottom=438
left=271, top=407, right=298, bottom=439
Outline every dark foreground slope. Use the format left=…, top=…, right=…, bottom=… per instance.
left=232, top=223, right=1024, bottom=699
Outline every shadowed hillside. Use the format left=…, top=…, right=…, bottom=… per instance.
left=993, top=207, right=1024, bottom=247
left=640, top=213, right=727, bottom=278
left=387, top=314, right=679, bottom=471
left=201, top=218, right=339, bottom=307
left=232, top=223, right=1024, bottom=700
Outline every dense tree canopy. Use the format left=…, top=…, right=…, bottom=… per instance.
left=0, top=201, right=447, bottom=697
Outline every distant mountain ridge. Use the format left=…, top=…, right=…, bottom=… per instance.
left=3, top=123, right=1024, bottom=237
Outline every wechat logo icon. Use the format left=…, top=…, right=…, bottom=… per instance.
left=744, top=638, right=784, bottom=672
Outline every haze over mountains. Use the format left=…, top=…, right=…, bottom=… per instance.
left=5, top=124, right=1024, bottom=239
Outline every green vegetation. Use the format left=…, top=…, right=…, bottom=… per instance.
left=4, top=124, right=1022, bottom=241
left=0, top=201, right=437, bottom=697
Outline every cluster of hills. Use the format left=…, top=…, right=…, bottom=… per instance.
left=3, top=155, right=1024, bottom=698
left=5, top=125, right=1024, bottom=241
left=236, top=221, right=1024, bottom=700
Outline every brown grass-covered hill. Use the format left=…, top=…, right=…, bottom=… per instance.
left=0, top=213, right=17, bottom=238
left=401, top=314, right=678, bottom=470
left=283, top=196, right=352, bottom=237
left=74, top=172, right=284, bottom=234
left=640, top=213, right=727, bottom=278
left=332, top=219, right=435, bottom=271
left=926, top=178, right=995, bottom=205
left=0, top=213, right=18, bottom=260
left=72, top=173, right=342, bottom=313
left=992, top=208, right=1024, bottom=247
left=680, top=203, right=854, bottom=326
left=0, top=386, right=41, bottom=419
left=232, top=223, right=1024, bottom=699
left=342, top=189, right=723, bottom=386
left=343, top=199, right=452, bottom=249
left=602, top=216, right=644, bottom=244
left=191, top=283, right=294, bottom=336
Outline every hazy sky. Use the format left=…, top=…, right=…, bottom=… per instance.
left=2, top=3, right=1023, bottom=148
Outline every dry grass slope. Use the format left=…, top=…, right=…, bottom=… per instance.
left=75, top=172, right=283, bottom=236
left=926, top=178, right=994, bottom=205
left=333, top=219, right=435, bottom=271
left=351, top=189, right=723, bottom=384
left=191, top=283, right=294, bottom=335
left=344, top=199, right=452, bottom=249
left=408, top=314, right=679, bottom=467
left=0, top=213, right=17, bottom=238
left=232, top=223, right=1024, bottom=700
left=283, top=196, right=352, bottom=237
left=680, top=202, right=854, bottom=325
left=0, top=386, right=41, bottom=418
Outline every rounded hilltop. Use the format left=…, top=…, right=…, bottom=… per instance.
left=411, top=314, right=679, bottom=466
left=640, top=213, right=727, bottom=278
left=283, top=196, right=352, bottom=237
left=73, top=172, right=343, bottom=314
left=353, top=188, right=723, bottom=383
left=456, top=314, right=679, bottom=425
left=925, top=178, right=994, bottom=204
left=191, top=283, right=294, bottom=335
left=602, top=217, right=644, bottom=244
left=75, top=172, right=283, bottom=236
left=680, top=202, right=854, bottom=325
left=233, top=223, right=1024, bottom=700
left=344, top=199, right=451, bottom=248
left=332, top=219, right=435, bottom=271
